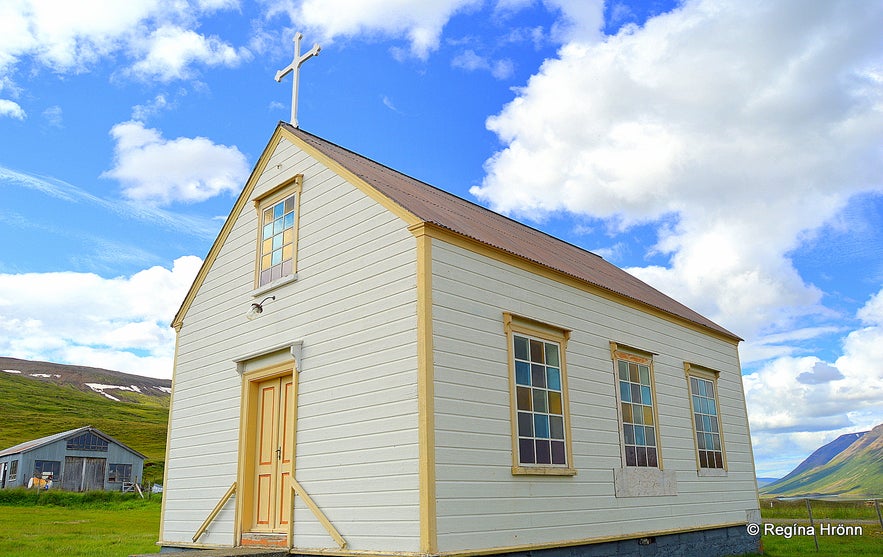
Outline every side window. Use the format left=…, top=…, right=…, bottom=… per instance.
left=254, top=175, right=303, bottom=287
left=8, top=460, right=18, bottom=481
left=34, top=460, right=60, bottom=479
left=108, top=463, right=133, bottom=483
left=611, top=343, right=661, bottom=468
left=686, top=364, right=726, bottom=470
left=505, top=313, right=575, bottom=475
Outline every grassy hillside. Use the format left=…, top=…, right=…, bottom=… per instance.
left=0, top=372, right=169, bottom=483
left=761, top=424, right=883, bottom=498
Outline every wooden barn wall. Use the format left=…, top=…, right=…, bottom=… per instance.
left=430, top=239, right=758, bottom=552
left=162, top=137, right=420, bottom=551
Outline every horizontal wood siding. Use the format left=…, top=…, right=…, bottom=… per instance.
left=162, top=137, right=420, bottom=550
left=431, top=240, right=758, bottom=552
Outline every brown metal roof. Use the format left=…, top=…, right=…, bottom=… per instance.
left=284, top=124, right=739, bottom=341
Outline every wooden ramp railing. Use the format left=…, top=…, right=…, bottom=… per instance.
left=193, top=482, right=237, bottom=542
left=289, top=477, right=347, bottom=549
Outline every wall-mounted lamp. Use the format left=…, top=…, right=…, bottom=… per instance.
left=247, top=296, right=275, bottom=320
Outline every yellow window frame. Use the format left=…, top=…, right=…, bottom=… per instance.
left=505, top=313, right=576, bottom=476
left=610, top=342, right=664, bottom=469
left=684, top=362, right=728, bottom=472
left=253, top=174, right=303, bottom=289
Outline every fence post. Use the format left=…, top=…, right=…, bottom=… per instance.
left=875, top=499, right=883, bottom=530
left=805, top=499, right=819, bottom=552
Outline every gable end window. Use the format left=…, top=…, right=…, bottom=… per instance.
left=611, top=343, right=662, bottom=468
left=67, top=431, right=109, bottom=451
left=685, top=363, right=727, bottom=470
left=505, top=313, right=575, bottom=476
left=254, top=175, right=303, bottom=287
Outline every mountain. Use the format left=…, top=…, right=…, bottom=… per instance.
left=761, top=424, right=883, bottom=498
left=756, top=477, right=780, bottom=488
left=0, top=357, right=170, bottom=483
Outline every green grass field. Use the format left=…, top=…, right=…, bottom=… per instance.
left=754, top=498, right=883, bottom=556
left=0, top=489, right=161, bottom=556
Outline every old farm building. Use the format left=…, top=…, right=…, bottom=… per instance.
left=159, top=123, right=761, bottom=555
left=0, top=426, right=145, bottom=491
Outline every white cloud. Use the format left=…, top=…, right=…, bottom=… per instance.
left=451, top=49, right=514, bottom=79
left=103, top=120, right=249, bottom=205
left=0, top=256, right=202, bottom=379
left=269, top=0, right=484, bottom=59
left=128, top=25, right=250, bottom=82
left=0, top=98, right=25, bottom=119
left=0, top=1, right=245, bottom=81
left=472, top=0, right=883, bottom=344
left=42, top=105, right=62, bottom=127
left=745, top=287, right=883, bottom=476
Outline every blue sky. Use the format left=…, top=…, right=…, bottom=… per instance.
left=1, top=0, right=881, bottom=478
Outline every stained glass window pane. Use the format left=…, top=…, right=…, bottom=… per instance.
left=535, top=440, right=551, bottom=464
left=618, top=360, right=629, bottom=381
left=519, top=439, right=535, bottom=464
left=534, top=415, right=550, bottom=438
left=514, top=336, right=529, bottom=360
left=532, top=389, right=547, bottom=413
left=532, top=365, right=546, bottom=388
left=515, top=361, right=531, bottom=385
left=546, top=344, right=559, bottom=366
left=518, top=412, right=533, bottom=436
left=548, top=391, right=562, bottom=415
left=516, top=386, right=532, bottom=411
left=621, top=402, right=633, bottom=423
left=629, top=363, right=639, bottom=383
left=550, top=416, right=564, bottom=439
left=551, top=441, right=566, bottom=464
left=530, top=339, right=544, bottom=363
left=546, top=368, right=560, bottom=391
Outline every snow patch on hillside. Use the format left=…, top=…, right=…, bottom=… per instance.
left=86, top=383, right=145, bottom=402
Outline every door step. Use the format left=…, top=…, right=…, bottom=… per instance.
left=240, top=532, right=288, bottom=549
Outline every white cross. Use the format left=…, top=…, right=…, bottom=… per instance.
left=275, top=32, right=321, bottom=128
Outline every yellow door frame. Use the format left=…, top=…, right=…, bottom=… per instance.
left=237, top=362, right=298, bottom=544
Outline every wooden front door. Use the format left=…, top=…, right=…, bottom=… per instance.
left=252, top=375, right=294, bottom=532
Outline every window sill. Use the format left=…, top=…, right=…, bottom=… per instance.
left=511, top=466, right=577, bottom=476
left=252, top=274, right=298, bottom=298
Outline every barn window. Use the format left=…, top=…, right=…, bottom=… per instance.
left=505, top=313, right=575, bottom=476
left=67, top=431, right=109, bottom=451
left=8, top=460, right=17, bottom=481
left=254, top=175, right=302, bottom=288
left=611, top=343, right=662, bottom=468
left=108, top=463, right=133, bottom=483
left=685, top=364, right=726, bottom=470
left=34, top=460, right=60, bottom=479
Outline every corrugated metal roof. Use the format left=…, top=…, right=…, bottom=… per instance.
left=285, top=123, right=739, bottom=341
left=0, top=426, right=146, bottom=459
